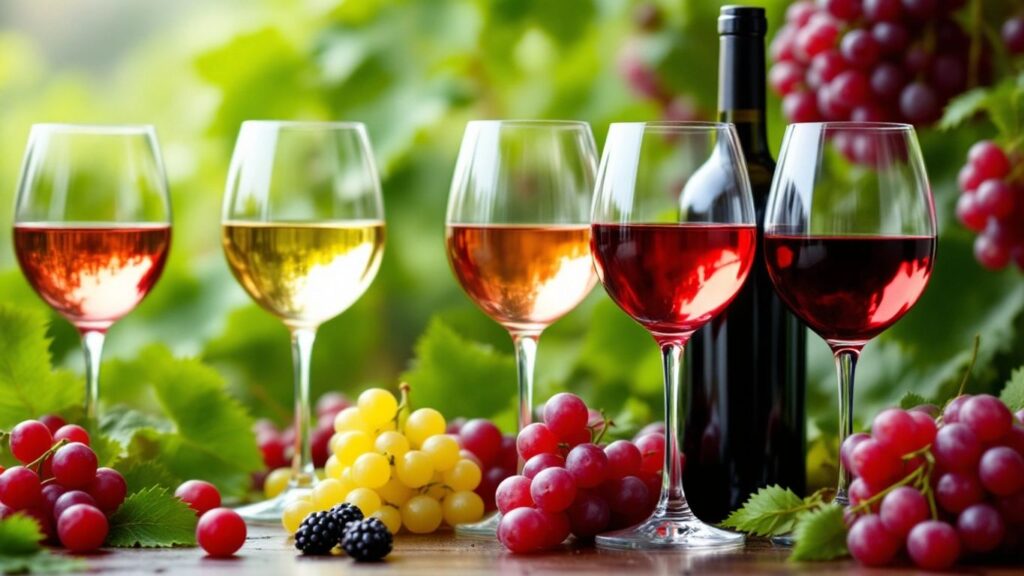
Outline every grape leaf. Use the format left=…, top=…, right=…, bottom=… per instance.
left=1000, top=368, right=1024, bottom=412
left=939, top=88, right=989, bottom=130
left=90, top=433, right=125, bottom=469
left=0, top=515, right=43, bottom=555
left=899, top=392, right=927, bottom=410
left=118, top=458, right=181, bottom=493
left=790, top=504, right=849, bottom=562
left=400, top=317, right=516, bottom=419
left=106, top=486, right=197, bottom=548
left=0, top=306, right=82, bottom=429
left=720, top=485, right=805, bottom=537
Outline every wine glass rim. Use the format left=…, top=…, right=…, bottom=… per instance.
left=609, top=121, right=735, bottom=131
left=466, top=119, right=591, bottom=129
left=30, top=123, right=156, bottom=135
left=791, top=121, right=915, bottom=131
left=240, top=120, right=368, bottom=131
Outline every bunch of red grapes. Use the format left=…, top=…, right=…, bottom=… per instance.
left=955, top=140, right=1024, bottom=270
left=445, top=417, right=517, bottom=514
left=841, top=396, right=1024, bottom=570
left=0, top=416, right=126, bottom=552
left=495, top=393, right=666, bottom=553
left=770, top=0, right=980, bottom=125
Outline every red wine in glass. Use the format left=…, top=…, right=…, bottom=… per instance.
left=764, top=234, right=935, bottom=345
left=591, top=223, right=757, bottom=341
left=14, top=223, right=171, bottom=332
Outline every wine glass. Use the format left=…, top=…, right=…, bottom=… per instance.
left=445, top=120, right=598, bottom=536
left=590, top=122, right=755, bottom=550
left=764, top=122, right=936, bottom=505
left=13, top=124, right=172, bottom=428
left=222, top=121, right=385, bottom=522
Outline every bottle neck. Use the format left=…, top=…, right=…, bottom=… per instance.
left=718, top=34, right=770, bottom=160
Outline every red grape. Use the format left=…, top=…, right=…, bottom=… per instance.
left=769, top=61, right=805, bottom=96
left=196, top=507, right=246, bottom=557
left=879, top=486, right=929, bottom=538
left=935, top=472, right=983, bottom=513
left=872, top=409, right=918, bottom=456
left=53, top=425, right=90, bottom=447
left=956, top=194, right=987, bottom=232
left=565, top=444, right=609, bottom=489
left=175, top=480, right=222, bottom=516
left=516, top=423, right=559, bottom=461
left=459, top=419, right=503, bottom=467
left=797, top=14, right=841, bottom=60
left=10, top=420, right=53, bottom=464
left=933, top=423, right=982, bottom=471
left=783, top=91, right=821, bottom=122
left=497, top=507, right=548, bottom=553
left=604, top=476, right=650, bottom=528
left=634, top=433, right=664, bottom=476
left=530, top=468, right=576, bottom=513
left=899, top=82, right=940, bottom=124
left=957, top=503, right=1005, bottom=553
left=496, top=475, right=534, bottom=514
left=871, top=22, right=909, bottom=54
left=1003, top=17, right=1024, bottom=55
left=258, top=434, right=288, bottom=470
left=315, top=392, right=350, bottom=419
left=522, top=453, right=564, bottom=480
left=604, top=440, right=642, bottom=479
left=51, top=443, right=98, bottom=489
left=498, top=435, right=519, bottom=472
left=536, top=509, right=570, bottom=547
left=771, top=25, right=799, bottom=63
left=542, top=393, right=589, bottom=440
left=820, top=0, right=861, bottom=22
left=40, top=483, right=67, bottom=518
left=869, top=63, right=906, bottom=99
left=901, top=0, right=938, bottom=21
left=848, top=478, right=881, bottom=511
left=787, top=1, right=817, bottom=27
left=975, top=180, right=1015, bottom=221
left=968, top=141, right=1011, bottom=181
left=996, top=491, right=1024, bottom=524
left=477, top=466, right=511, bottom=511
left=943, top=395, right=971, bottom=423
left=87, top=468, right=127, bottom=513
left=975, top=232, right=1012, bottom=270
left=960, top=394, right=1014, bottom=442
left=840, top=432, right=871, bottom=473
left=851, top=439, right=902, bottom=486
left=907, top=520, right=960, bottom=571
left=958, top=163, right=984, bottom=193
left=0, top=466, right=42, bottom=510
left=808, top=49, right=846, bottom=89
left=840, top=30, right=880, bottom=69
left=310, top=421, right=333, bottom=469
left=567, top=490, right=610, bottom=539
left=847, top=515, right=900, bottom=566
left=57, top=504, right=108, bottom=553
left=907, top=410, right=937, bottom=449
left=53, top=491, right=97, bottom=522
left=38, top=415, right=66, bottom=435
left=978, top=446, right=1024, bottom=496
left=864, top=0, right=902, bottom=22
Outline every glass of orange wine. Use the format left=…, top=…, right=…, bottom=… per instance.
left=13, top=124, right=172, bottom=428
left=222, top=121, right=385, bottom=522
left=445, top=120, right=598, bottom=536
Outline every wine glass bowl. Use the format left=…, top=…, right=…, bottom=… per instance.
left=445, top=120, right=598, bottom=536
left=764, top=122, right=937, bottom=503
left=222, top=121, right=385, bottom=522
left=13, top=124, right=172, bottom=425
left=590, top=122, right=754, bottom=550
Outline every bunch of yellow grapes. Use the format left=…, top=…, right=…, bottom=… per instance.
left=279, top=388, right=485, bottom=535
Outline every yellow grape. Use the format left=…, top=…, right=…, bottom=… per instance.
left=401, top=495, right=443, bottom=534
left=443, top=491, right=484, bottom=526
left=422, top=434, right=460, bottom=472
left=325, top=455, right=344, bottom=479
left=459, top=449, right=482, bottom=468
left=282, top=499, right=315, bottom=533
left=346, top=487, right=382, bottom=516
left=405, top=408, right=446, bottom=447
left=334, top=407, right=372, bottom=434
left=312, top=478, right=348, bottom=511
left=372, top=505, right=402, bottom=534
left=328, top=433, right=342, bottom=455
left=395, top=450, right=434, bottom=488
left=358, top=388, right=399, bottom=428
left=333, top=430, right=373, bottom=466
left=443, top=459, right=482, bottom=492
left=264, top=467, right=291, bottom=499
left=377, top=477, right=414, bottom=506
left=352, top=452, right=391, bottom=489
left=340, top=466, right=354, bottom=484
left=378, top=420, right=397, bottom=433
left=374, top=431, right=410, bottom=458
left=425, top=471, right=448, bottom=500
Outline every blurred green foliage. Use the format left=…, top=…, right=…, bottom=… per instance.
left=0, top=0, right=1022, bottom=464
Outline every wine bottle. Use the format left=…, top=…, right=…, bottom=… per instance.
left=683, top=5, right=807, bottom=523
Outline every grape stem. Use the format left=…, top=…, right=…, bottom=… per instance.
left=591, top=410, right=614, bottom=445
left=937, top=334, right=981, bottom=426
left=394, top=382, right=412, bottom=432
left=26, top=438, right=69, bottom=475
left=847, top=452, right=935, bottom=516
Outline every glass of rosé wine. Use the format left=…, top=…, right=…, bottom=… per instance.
left=13, top=124, right=172, bottom=429
left=590, top=122, right=755, bottom=550
left=764, top=122, right=937, bottom=505
left=445, top=120, right=598, bottom=536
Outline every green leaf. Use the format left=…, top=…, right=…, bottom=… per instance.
left=0, top=306, right=82, bottom=429
left=0, top=554, right=85, bottom=574
left=1001, top=368, right=1024, bottom=411
left=939, top=88, right=989, bottom=130
left=90, top=433, right=125, bottom=469
left=106, top=487, right=197, bottom=548
left=0, top=515, right=43, bottom=556
left=720, top=485, right=805, bottom=537
left=401, top=317, right=516, bottom=419
left=899, top=392, right=927, bottom=410
left=103, top=346, right=263, bottom=497
left=790, top=504, right=849, bottom=562
left=119, top=459, right=181, bottom=493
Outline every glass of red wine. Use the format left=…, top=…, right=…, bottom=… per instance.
left=13, top=124, right=172, bottom=428
left=446, top=120, right=598, bottom=536
left=764, top=122, right=937, bottom=505
left=591, top=122, right=755, bottom=550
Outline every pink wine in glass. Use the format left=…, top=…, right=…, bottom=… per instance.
left=591, top=223, right=757, bottom=340
left=14, top=223, right=171, bottom=332
left=764, top=234, right=935, bottom=344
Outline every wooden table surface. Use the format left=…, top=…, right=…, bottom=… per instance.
left=57, top=525, right=1022, bottom=575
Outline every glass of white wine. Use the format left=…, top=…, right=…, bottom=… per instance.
left=222, top=121, right=385, bottom=522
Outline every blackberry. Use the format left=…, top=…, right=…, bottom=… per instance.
left=328, top=502, right=364, bottom=532
left=294, top=511, right=342, bottom=555
left=341, top=518, right=393, bottom=562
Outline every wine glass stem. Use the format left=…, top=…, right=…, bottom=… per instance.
left=659, top=341, right=691, bottom=514
left=511, top=332, right=540, bottom=433
left=833, top=347, right=861, bottom=505
left=290, top=327, right=317, bottom=489
left=81, top=330, right=106, bottom=431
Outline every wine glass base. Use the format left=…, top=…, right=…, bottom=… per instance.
left=595, top=512, right=745, bottom=551
left=454, top=511, right=500, bottom=538
left=770, top=533, right=795, bottom=547
left=234, top=486, right=313, bottom=524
